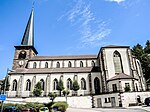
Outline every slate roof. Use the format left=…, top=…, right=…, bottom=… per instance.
left=102, top=45, right=130, bottom=48
left=29, top=55, right=97, bottom=61
left=107, top=73, right=137, bottom=81
left=9, top=67, right=95, bottom=74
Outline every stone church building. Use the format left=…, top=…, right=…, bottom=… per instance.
left=7, top=9, right=146, bottom=100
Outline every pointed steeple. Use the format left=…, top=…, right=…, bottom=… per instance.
left=21, top=8, right=34, bottom=46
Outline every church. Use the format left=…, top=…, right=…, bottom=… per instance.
left=7, top=9, right=146, bottom=106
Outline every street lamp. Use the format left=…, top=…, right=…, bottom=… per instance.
left=1, top=68, right=13, bottom=112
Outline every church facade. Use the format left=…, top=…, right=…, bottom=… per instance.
left=7, top=9, right=146, bottom=98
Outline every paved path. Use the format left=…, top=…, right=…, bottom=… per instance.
left=66, top=106, right=150, bottom=112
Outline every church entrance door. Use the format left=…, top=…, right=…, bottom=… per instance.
left=94, top=77, right=100, bottom=95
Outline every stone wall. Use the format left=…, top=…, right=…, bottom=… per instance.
left=6, top=96, right=92, bottom=108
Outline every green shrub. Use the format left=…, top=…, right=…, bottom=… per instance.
left=51, top=102, right=68, bottom=112
left=44, top=102, right=54, bottom=110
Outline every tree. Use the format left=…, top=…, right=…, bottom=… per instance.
left=132, top=43, right=144, bottom=61
left=132, top=41, right=150, bottom=81
left=144, top=40, right=150, bottom=54
left=72, top=80, right=80, bottom=96
left=33, top=82, right=42, bottom=97
left=0, top=78, right=10, bottom=92
left=63, top=89, right=70, bottom=103
left=48, top=92, right=57, bottom=103
left=57, top=79, right=64, bottom=96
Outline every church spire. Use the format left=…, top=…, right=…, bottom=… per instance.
left=21, top=8, right=34, bottom=46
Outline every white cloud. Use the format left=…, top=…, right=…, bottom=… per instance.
left=105, top=0, right=125, bottom=4
left=60, top=0, right=111, bottom=48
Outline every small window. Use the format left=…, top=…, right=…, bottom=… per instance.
left=45, top=62, right=48, bottom=68
left=67, top=78, right=72, bottom=90
left=68, top=61, right=72, bottom=67
left=91, top=61, right=95, bottom=67
left=105, top=98, right=107, bottom=103
left=12, top=79, right=17, bottom=91
left=80, top=61, right=83, bottom=67
left=53, top=79, right=58, bottom=90
left=108, top=98, right=111, bottom=102
left=81, top=78, right=86, bottom=90
left=33, top=62, right=37, bottom=68
left=112, top=84, right=117, bottom=92
left=18, top=51, right=26, bottom=59
left=26, top=79, right=31, bottom=91
left=56, top=62, right=60, bottom=68
left=40, top=79, right=45, bottom=91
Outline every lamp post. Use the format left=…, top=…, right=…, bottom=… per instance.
left=1, top=68, right=12, bottom=112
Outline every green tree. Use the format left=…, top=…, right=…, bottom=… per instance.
left=57, top=79, right=64, bottom=96
left=72, top=80, right=80, bottom=96
left=132, top=41, right=150, bottom=81
left=132, top=43, right=144, bottom=61
left=144, top=40, right=150, bottom=54
left=48, top=92, right=57, bottom=103
left=0, top=77, right=10, bottom=93
left=63, top=89, right=70, bottom=103
left=33, top=82, right=42, bottom=97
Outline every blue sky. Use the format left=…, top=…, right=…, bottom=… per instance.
left=0, top=0, right=150, bottom=79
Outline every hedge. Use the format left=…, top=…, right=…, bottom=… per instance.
left=51, top=101, right=68, bottom=112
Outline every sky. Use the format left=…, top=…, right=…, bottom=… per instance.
left=0, top=0, right=150, bottom=79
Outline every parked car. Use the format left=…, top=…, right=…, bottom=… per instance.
left=144, top=97, right=150, bottom=106
left=3, top=106, right=20, bottom=112
left=39, top=107, right=49, bottom=112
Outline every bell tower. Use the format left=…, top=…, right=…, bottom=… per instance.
left=12, top=8, right=38, bottom=70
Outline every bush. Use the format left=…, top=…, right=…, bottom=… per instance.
left=51, top=102, right=68, bottom=112
left=44, top=102, right=54, bottom=110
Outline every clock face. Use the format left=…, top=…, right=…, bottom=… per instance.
left=19, top=60, right=24, bottom=66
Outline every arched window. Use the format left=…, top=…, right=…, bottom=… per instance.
left=80, top=61, right=83, bottom=67
left=68, top=61, right=72, bottom=67
left=53, top=79, right=58, bottom=90
left=113, top=51, right=123, bottom=73
left=67, top=78, right=72, bottom=90
left=26, top=79, right=31, bottom=91
left=81, top=78, right=86, bottom=90
left=40, top=79, right=45, bottom=91
left=94, top=77, right=100, bottom=95
left=18, top=51, right=26, bottom=59
left=33, top=62, right=37, bottom=68
left=45, top=62, right=48, bottom=68
left=12, top=79, right=17, bottom=91
left=56, top=62, right=60, bottom=68
left=91, top=61, right=95, bottom=67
